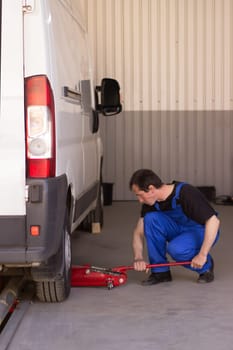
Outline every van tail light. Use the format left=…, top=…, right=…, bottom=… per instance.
left=25, top=75, right=56, bottom=178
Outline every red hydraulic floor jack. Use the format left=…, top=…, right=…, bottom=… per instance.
left=71, top=261, right=191, bottom=290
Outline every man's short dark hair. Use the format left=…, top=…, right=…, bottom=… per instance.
left=129, top=169, right=163, bottom=191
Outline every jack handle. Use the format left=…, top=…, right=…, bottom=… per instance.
left=112, top=261, right=192, bottom=273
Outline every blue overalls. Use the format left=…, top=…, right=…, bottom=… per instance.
left=144, top=182, right=219, bottom=274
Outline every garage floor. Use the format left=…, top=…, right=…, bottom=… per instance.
left=9, top=201, right=233, bottom=350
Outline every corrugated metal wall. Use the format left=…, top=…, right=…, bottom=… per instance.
left=80, top=0, right=233, bottom=200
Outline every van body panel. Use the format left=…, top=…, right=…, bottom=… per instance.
left=0, top=0, right=102, bottom=267
left=0, top=175, right=67, bottom=264
left=23, top=0, right=100, bottom=210
left=0, top=1, right=121, bottom=296
left=0, top=216, right=26, bottom=253
left=25, top=175, right=68, bottom=262
left=0, top=1, right=26, bottom=215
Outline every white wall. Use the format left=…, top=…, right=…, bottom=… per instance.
left=80, top=0, right=233, bottom=199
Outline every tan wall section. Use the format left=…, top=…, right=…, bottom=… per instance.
left=80, top=0, right=233, bottom=199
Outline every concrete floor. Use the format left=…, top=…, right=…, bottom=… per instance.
left=8, top=201, right=233, bottom=349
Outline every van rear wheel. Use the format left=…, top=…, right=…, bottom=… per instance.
left=36, top=217, right=71, bottom=302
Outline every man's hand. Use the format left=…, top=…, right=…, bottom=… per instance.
left=133, top=259, right=149, bottom=272
left=191, top=214, right=219, bottom=269
left=191, top=252, right=207, bottom=269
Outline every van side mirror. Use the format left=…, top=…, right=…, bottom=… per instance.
left=95, top=78, right=122, bottom=116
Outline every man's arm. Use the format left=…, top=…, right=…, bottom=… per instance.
left=132, top=218, right=148, bottom=271
left=191, top=214, right=220, bottom=269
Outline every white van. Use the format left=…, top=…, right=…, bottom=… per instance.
left=0, top=0, right=121, bottom=302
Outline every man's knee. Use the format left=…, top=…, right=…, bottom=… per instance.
left=167, top=238, right=199, bottom=261
left=167, top=240, right=187, bottom=260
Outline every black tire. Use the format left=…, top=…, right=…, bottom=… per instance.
left=36, top=216, right=72, bottom=303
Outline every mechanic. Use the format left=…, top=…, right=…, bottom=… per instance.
left=129, top=169, right=220, bottom=285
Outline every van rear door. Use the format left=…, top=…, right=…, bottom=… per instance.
left=0, top=1, right=26, bottom=246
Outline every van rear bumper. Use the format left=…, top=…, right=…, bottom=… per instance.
left=0, top=175, right=68, bottom=265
